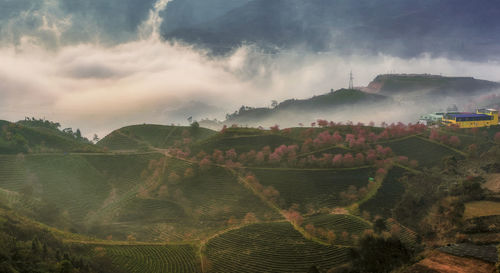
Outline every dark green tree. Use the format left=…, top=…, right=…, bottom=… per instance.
left=350, top=235, right=412, bottom=273
left=374, top=218, right=387, bottom=234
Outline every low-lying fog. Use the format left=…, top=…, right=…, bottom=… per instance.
left=1, top=0, right=500, bottom=137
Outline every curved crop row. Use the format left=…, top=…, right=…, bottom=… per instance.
left=384, top=136, right=460, bottom=168
left=0, top=155, right=27, bottom=192
left=253, top=168, right=374, bottom=212
left=103, top=244, right=200, bottom=273
left=192, top=134, right=296, bottom=154
left=98, top=131, right=144, bottom=151
left=23, top=155, right=111, bottom=222
left=359, top=167, right=406, bottom=219
left=205, top=222, right=350, bottom=273
left=302, top=214, right=372, bottom=244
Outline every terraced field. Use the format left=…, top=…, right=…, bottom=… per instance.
left=438, top=244, right=499, bottom=264
left=97, top=131, right=145, bottom=151
left=299, top=146, right=351, bottom=158
left=99, top=124, right=216, bottom=150
left=205, top=222, right=350, bottom=273
left=0, top=120, right=100, bottom=153
left=102, top=244, right=200, bottom=273
left=384, top=136, right=461, bottom=168
left=176, top=166, right=282, bottom=225
left=117, top=198, right=186, bottom=223
left=303, top=214, right=371, bottom=244
left=387, top=221, right=418, bottom=247
left=359, top=167, right=407, bottom=219
left=83, top=153, right=161, bottom=195
left=23, top=155, right=112, bottom=221
left=192, top=134, right=296, bottom=154
left=89, top=157, right=281, bottom=241
left=0, top=187, right=39, bottom=211
left=0, top=155, right=28, bottom=192
left=253, top=168, right=374, bottom=212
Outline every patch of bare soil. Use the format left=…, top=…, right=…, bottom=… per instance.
left=484, top=173, right=500, bottom=193
left=405, top=251, right=496, bottom=273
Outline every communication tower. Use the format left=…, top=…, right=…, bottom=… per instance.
left=348, top=71, right=354, bottom=89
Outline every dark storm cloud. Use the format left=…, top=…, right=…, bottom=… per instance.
left=59, top=0, right=157, bottom=44
left=0, top=0, right=157, bottom=47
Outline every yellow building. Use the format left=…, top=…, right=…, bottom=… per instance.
left=442, top=109, right=499, bottom=128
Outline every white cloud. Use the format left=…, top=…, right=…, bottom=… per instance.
left=1, top=27, right=500, bottom=138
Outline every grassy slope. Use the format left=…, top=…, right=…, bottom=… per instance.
left=359, top=167, right=407, bottom=219
left=384, top=136, right=462, bottom=168
left=86, top=156, right=281, bottom=242
left=253, top=168, right=374, bottom=212
left=303, top=214, right=372, bottom=244
left=0, top=120, right=100, bottom=154
left=98, top=124, right=216, bottom=150
left=205, top=222, right=350, bottom=273
left=226, top=89, right=389, bottom=123
left=2, top=124, right=496, bottom=272
left=0, top=154, right=111, bottom=220
left=192, top=134, right=296, bottom=154
left=373, top=74, right=500, bottom=95
left=100, top=244, right=201, bottom=273
left=0, top=153, right=163, bottom=231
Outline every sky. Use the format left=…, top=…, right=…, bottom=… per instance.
left=1, top=0, right=500, bottom=138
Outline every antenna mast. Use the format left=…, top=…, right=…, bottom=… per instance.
left=349, top=71, right=354, bottom=89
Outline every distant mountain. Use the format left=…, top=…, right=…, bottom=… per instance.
left=163, top=0, right=500, bottom=60
left=225, top=89, right=389, bottom=124
left=365, top=74, right=500, bottom=97
left=219, top=74, right=500, bottom=127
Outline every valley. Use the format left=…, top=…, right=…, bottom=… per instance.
left=0, top=118, right=498, bottom=272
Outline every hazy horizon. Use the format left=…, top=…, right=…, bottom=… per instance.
left=2, top=0, right=500, bottom=138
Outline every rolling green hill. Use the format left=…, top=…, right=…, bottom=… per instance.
left=225, top=89, right=389, bottom=124
left=0, top=121, right=498, bottom=272
left=204, top=222, right=350, bottom=273
left=359, top=167, right=407, bottom=219
left=99, top=244, right=201, bottom=273
left=98, top=124, right=216, bottom=151
left=0, top=120, right=100, bottom=154
left=383, top=136, right=462, bottom=168
left=367, top=74, right=500, bottom=96
left=253, top=168, right=375, bottom=212
left=192, top=133, right=296, bottom=154
left=302, top=214, right=372, bottom=245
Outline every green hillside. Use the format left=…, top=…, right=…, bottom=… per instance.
left=225, top=89, right=389, bottom=124
left=99, top=244, right=201, bottom=273
left=368, top=74, right=500, bottom=96
left=83, top=156, right=281, bottom=242
left=384, top=136, right=462, bottom=168
left=192, top=133, right=296, bottom=154
left=302, top=214, right=372, bottom=245
left=0, top=207, right=117, bottom=273
left=253, top=168, right=375, bottom=212
left=204, top=222, right=350, bottom=273
left=0, top=120, right=498, bottom=272
left=98, top=124, right=216, bottom=151
left=0, top=120, right=100, bottom=154
left=359, top=167, right=407, bottom=219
